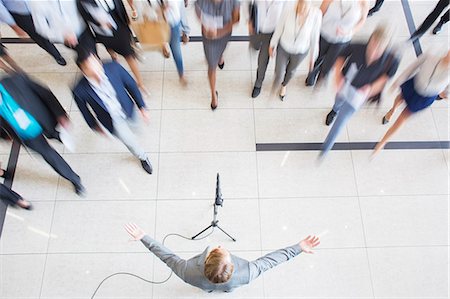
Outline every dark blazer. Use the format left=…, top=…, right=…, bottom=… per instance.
left=0, top=74, right=67, bottom=141
left=72, top=61, right=145, bottom=133
left=77, top=0, right=130, bottom=28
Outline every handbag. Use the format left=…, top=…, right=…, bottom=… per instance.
left=130, top=0, right=170, bottom=49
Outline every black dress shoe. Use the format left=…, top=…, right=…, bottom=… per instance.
left=141, top=158, right=153, bottom=174
left=0, top=168, right=8, bottom=179
left=211, top=91, right=218, bottom=110
left=251, top=86, right=261, bottom=98
left=218, top=61, right=225, bottom=69
left=55, top=56, right=67, bottom=66
left=74, top=183, right=87, bottom=197
left=433, top=22, right=443, bottom=35
left=325, top=110, right=337, bottom=126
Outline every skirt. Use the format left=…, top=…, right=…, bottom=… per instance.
left=202, top=32, right=231, bottom=70
left=96, top=24, right=135, bottom=57
left=401, top=77, right=437, bottom=113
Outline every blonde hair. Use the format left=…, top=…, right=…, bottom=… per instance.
left=204, top=248, right=234, bottom=284
left=369, top=25, right=392, bottom=47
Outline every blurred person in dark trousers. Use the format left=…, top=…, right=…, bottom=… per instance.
left=73, top=54, right=153, bottom=174
left=410, top=0, right=449, bottom=38
left=0, top=0, right=67, bottom=65
left=0, top=71, right=85, bottom=196
left=320, top=25, right=399, bottom=158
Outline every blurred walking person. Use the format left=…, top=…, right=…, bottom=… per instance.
left=248, top=0, right=285, bottom=98
left=269, top=0, right=322, bottom=101
left=0, top=0, right=67, bottom=65
left=195, top=0, right=240, bottom=110
left=306, top=0, right=368, bottom=87
left=374, top=50, right=450, bottom=154
left=320, top=26, right=399, bottom=158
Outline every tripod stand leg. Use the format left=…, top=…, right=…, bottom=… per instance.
left=216, top=224, right=236, bottom=242
left=191, top=224, right=213, bottom=240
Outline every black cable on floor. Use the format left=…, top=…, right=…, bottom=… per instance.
left=90, top=228, right=215, bottom=299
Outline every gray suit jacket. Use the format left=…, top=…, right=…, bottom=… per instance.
left=141, top=235, right=302, bottom=292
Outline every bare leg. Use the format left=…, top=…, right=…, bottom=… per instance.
left=384, top=93, right=404, bottom=122
left=0, top=58, right=16, bottom=74
left=208, top=68, right=218, bottom=108
left=107, top=49, right=118, bottom=61
left=125, top=55, right=148, bottom=95
left=374, top=107, right=412, bottom=154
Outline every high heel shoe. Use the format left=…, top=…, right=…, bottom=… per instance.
left=211, top=91, right=218, bottom=110
left=382, top=115, right=390, bottom=125
left=218, top=62, right=225, bottom=69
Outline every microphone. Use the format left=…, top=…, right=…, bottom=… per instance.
left=215, top=173, right=223, bottom=207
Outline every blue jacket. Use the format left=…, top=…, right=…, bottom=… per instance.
left=72, top=61, right=146, bottom=134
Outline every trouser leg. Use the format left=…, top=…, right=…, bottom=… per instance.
left=439, top=8, right=449, bottom=24
left=0, top=184, right=22, bottom=204
left=112, top=116, right=147, bottom=161
left=413, top=0, right=448, bottom=37
left=254, top=33, right=272, bottom=88
left=273, top=45, right=290, bottom=88
left=322, top=101, right=356, bottom=154
left=23, top=135, right=81, bottom=186
left=320, top=42, right=349, bottom=79
left=369, top=0, right=385, bottom=14
left=281, top=51, right=307, bottom=86
left=11, top=13, right=62, bottom=59
left=169, top=22, right=184, bottom=77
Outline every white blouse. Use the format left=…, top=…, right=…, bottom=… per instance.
left=29, top=0, right=86, bottom=43
left=320, top=0, right=362, bottom=44
left=255, top=0, right=285, bottom=34
left=270, top=3, right=322, bottom=58
left=395, top=53, right=450, bottom=97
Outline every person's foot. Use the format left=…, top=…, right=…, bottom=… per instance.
left=252, top=86, right=261, bottom=98
left=182, top=33, right=190, bottom=44
left=218, top=60, right=225, bottom=70
left=0, top=168, right=8, bottom=179
left=382, top=110, right=393, bottom=124
left=17, top=199, right=33, bottom=210
left=138, top=85, right=150, bottom=97
left=74, top=183, right=87, bottom=197
left=433, top=22, right=444, bottom=35
left=179, top=76, right=188, bottom=87
left=325, top=110, right=337, bottom=126
left=211, top=91, right=218, bottom=110
left=131, top=8, right=138, bottom=21
left=55, top=56, right=67, bottom=66
left=279, top=85, right=286, bottom=101
left=140, top=158, right=153, bottom=174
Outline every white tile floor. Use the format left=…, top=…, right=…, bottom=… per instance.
left=0, top=1, right=449, bottom=298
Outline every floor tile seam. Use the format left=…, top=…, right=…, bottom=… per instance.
left=3, top=245, right=449, bottom=256
left=429, top=108, right=450, bottom=171
left=151, top=61, right=167, bottom=296
left=347, top=131, right=376, bottom=297
left=37, top=176, right=60, bottom=299
left=20, top=193, right=450, bottom=203
left=250, top=70, right=266, bottom=297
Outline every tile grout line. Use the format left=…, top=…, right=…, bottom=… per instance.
left=348, top=147, right=376, bottom=298
left=37, top=175, right=60, bottom=299
left=249, top=57, right=266, bottom=298
left=151, top=57, right=166, bottom=297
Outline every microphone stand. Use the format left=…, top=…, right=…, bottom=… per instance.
left=191, top=173, right=236, bottom=241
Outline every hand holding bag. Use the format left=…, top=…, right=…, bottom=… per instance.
left=130, top=0, right=170, bottom=49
